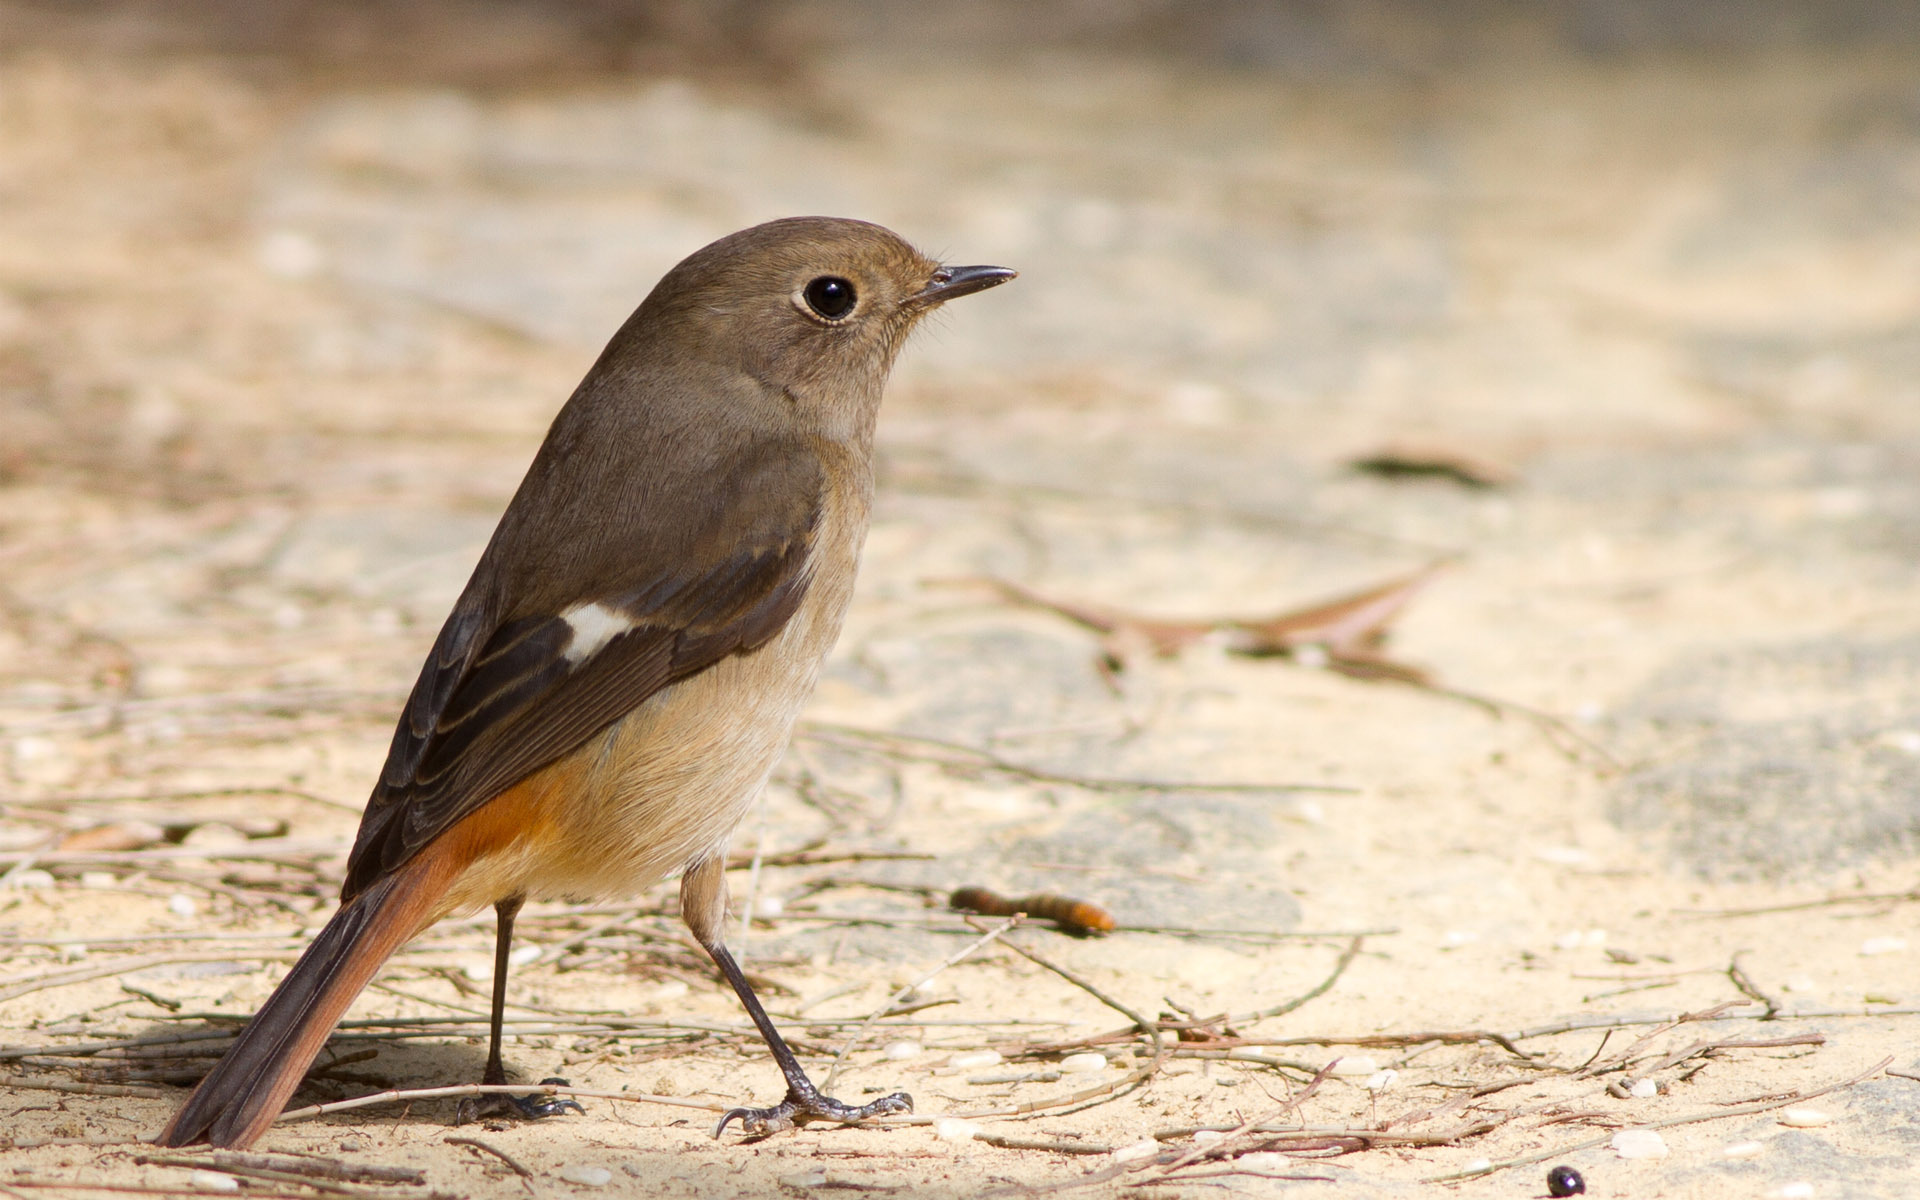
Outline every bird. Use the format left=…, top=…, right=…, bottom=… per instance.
left=157, top=216, right=1015, bottom=1150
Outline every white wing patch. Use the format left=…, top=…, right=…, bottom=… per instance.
left=561, top=602, right=634, bottom=664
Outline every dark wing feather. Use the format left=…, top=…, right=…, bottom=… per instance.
left=342, top=439, right=823, bottom=901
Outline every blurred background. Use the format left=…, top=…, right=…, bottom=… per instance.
left=5, top=0, right=1919, bottom=876
left=5, top=4, right=1920, bottom=1192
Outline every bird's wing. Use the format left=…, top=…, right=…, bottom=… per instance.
left=341, top=438, right=824, bottom=899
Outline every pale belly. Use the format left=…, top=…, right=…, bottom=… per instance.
left=429, top=541, right=860, bottom=920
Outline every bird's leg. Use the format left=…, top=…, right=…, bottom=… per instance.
left=455, top=894, right=582, bottom=1124
left=680, top=855, right=912, bottom=1137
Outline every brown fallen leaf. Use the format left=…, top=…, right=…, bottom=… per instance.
left=963, top=562, right=1451, bottom=684
left=57, top=821, right=166, bottom=853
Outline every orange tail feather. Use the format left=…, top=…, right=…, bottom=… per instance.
left=156, top=847, right=460, bottom=1149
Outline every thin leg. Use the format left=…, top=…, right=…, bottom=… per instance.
left=457, top=895, right=582, bottom=1124
left=482, top=894, right=522, bottom=1086
left=680, top=855, right=912, bottom=1137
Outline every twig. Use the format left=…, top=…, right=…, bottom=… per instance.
left=1425, top=1054, right=1896, bottom=1182
left=821, top=915, right=1023, bottom=1091
left=1728, top=953, right=1782, bottom=1018
left=800, top=723, right=1353, bottom=796
left=446, top=1136, right=534, bottom=1178
left=274, top=1082, right=723, bottom=1127
left=133, top=1151, right=424, bottom=1186
left=1238, top=934, right=1366, bottom=1022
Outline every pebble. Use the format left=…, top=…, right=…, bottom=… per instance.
left=1462, top=1157, right=1492, bottom=1173
left=188, top=1171, right=240, bottom=1193
left=949, top=1050, right=1002, bottom=1070
left=1111, top=1138, right=1159, bottom=1163
left=753, top=893, right=785, bottom=919
left=1778, top=1108, right=1833, bottom=1127
left=883, top=1040, right=923, bottom=1060
left=1723, top=1140, right=1765, bottom=1158
left=1364, top=1069, right=1398, bottom=1092
left=167, top=893, right=198, bottom=917
left=1774, top=1185, right=1814, bottom=1200
left=80, top=871, right=118, bottom=889
left=1191, top=1130, right=1227, bottom=1147
left=776, top=1169, right=828, bottom=1188
left=508, top=944, right=541, bottom=967
left=1628, top=1078, right=1658, bottom=1099
left=5, top=869, right=54, bottom=890
left=1328, top=1055, right=1379, bottom=1077
left=180, top=823, right=247, bottom=850
left=1060, top=1052, right=1108, bottom=1074
left=59, top=943, right=88, bottom=962
left=934, top=1117, right=979, bottom=1143
left=559, top=1165, right=611, bottom=1187
left=1858, top=937, right=1907, bottom=956
left=1611, top=1129, right=1667, bottom=1159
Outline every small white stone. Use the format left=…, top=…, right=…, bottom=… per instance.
left=508, top=944, right=541, bottom=967
left=181, top=823, right=247, bottom=850
left=933, top=1117, right=979, bottom=1143
left=1328, top=1055, right=1379, bottom=1077
left=1441, top=929, right=1478, bottom=948
left=558, top=1164, right=611, bottom=1187
left=258, top=230, right=324, bottom=279
left=753, top=893, right=785, bottom=919
left=59, top=943, right=88, bottom=962
left=1773, top=1184, right=1814, bottom=1200
left=1611, top=1128, right=1668, bottom=1159
left=461, top=957, right=491, bottom=981
left=1111, top=1138, right=1159, bottom=1163
left=1722, top=1140, right=1765, bottom=1158
left=1779, top=1108, right=1833, bottom=1128
left=1877, top=729, right=1920, bottom=755
left=1534, top=845, right=1590, bottom=866
left=1859, top=937, right=1907, bottom=956
left=949, top=1050, right=1002, bottom=1071
left=1060, top=1052, right=1108, bottom=1074
left=1582, top=928, right=1609, bottom=948
left=776, top=1169, right=827, bottom=1189
left=1192, top=1130, right=1227, bottom=1147
left=167, top=893, right=198, bottom=917
left=1554, top=930, right=1585, bottom=951
left=5, top=869, right=54, bottom=890
left=883, top=1040, right=922, bottom=1061
left=1462, top=1157, right=1492, bottom=1173
left=647, top=980, right=689, bottom=1003
left=1365, top=1069, right=1398, bottom=1092
left=80, top=871, right=118, bottom=889
left=1291, top=799, right=1326, bottom=824
left=1629, top=1078, right=1658, bottom=1099
left=188, top=1170, right=240, bottom=1193
left=1291, top=643, right=1330, bottom=670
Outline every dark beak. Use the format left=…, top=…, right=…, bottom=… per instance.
left=913, top=264, right=1017, bottom=305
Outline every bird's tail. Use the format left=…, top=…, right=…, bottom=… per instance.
left=156, top=850, right=459, bottom=1149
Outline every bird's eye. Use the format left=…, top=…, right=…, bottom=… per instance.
left=803, top=276, right=856, bottom=320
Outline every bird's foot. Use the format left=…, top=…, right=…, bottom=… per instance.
left=455, top=1076, right=585, bottom=1126
left=714, top=1083, right=911, bottom=1138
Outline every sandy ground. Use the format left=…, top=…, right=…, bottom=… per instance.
left=2, top=4, right=1918, bottom=1197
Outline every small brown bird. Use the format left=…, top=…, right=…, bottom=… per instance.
left=158, top=217, right=1014, bottom=1149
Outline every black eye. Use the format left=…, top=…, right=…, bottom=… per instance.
left=803, top=276, right=856, bottom=319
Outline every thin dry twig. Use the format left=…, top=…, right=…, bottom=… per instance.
left=821, top=915, right=1023, bottom=1090
left=1425, top=1054, right=1896, bottom=1183
left=445, top=1136, right=534, bottom=1179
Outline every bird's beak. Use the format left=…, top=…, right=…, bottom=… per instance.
left=912, top=264, right=1017, bottom=305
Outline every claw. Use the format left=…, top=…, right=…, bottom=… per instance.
left=456, top=1076, right=585, bottom=1126
left=713, top=1086, right=911, bottom=1139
